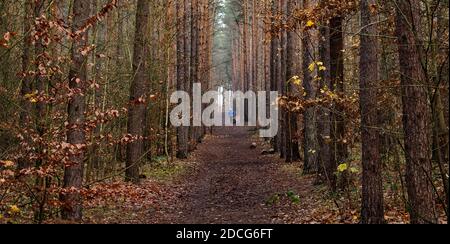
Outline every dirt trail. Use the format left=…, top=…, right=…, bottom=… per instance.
left=155, top=127, right=322, bottom=224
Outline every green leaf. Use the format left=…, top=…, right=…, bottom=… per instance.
left=287, top=190, right=295, bottom=197
left=291, top=195, right=301, bottom=204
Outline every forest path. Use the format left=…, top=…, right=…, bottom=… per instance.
left=154, top=127, right=325, bottom=224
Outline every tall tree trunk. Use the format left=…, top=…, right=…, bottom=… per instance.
left=273, top=0, right=282, bottom=152
left=264, top=2, right=272, bottom=120
left=207, top=2, right=215, bottom=93
left=360, top=0, right=384, bottom=224
left=395, top=0, right=437, bottom=224
left=243, top=0, right=249, bottom=122
left=191, top=0, right=201, bottom=144
left=252, top=0, right=258, bottom=92
left=87, top=0, right=105, bottom=181
left=61, top=0, right=91, bottom=221
left=302, top=0, right=318, bottom=174
left=330, top=16, right=347, bottom=188
left=126, top=0, right=150, bottom=183
left=317, top=5, right=333, bottom=186
left=270, top=1, right=278, bottom=153
left=176, top=0, right=189, bottom=159
left=185, top=0, right=194, bottom=148
left=279, top=0, right=287, bottom=159
left=285, top=0, right=300, bottom=163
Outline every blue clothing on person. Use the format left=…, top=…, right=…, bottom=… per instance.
left=228, top=110, right=236, bottom=118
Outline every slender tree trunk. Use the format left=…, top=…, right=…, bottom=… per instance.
left=302, top=0, right=318, bottom=174
left=285, top=0, right=300, bottom=163
left=270, top=2, right=278, bottom=150
left=191, top=0, right=201, bottom=144
left=275, top=1, right=282, bottom=150
left=185, top=0, right=194, bottom=148
left=88, top=0, right=108, bottom=181
left=360, top=0, right=384, bottom=224
left=126, top=0, right=150, bottom=183
left=264, top=3, right=272, bottom=120
left=61, top=0, right=91, bottom=221
left=330, top=16, right=347, bottom=188
left=279, top=0, right=287, bottom=159
left=317, top=11, right=334, bottom=187
left=252, top=0, right=258, bottom=92
left=176, top=0, right=189, bottom=159
left=243, top=0, right=249, bottom=122
left=207, top=2, right=215, bottom=92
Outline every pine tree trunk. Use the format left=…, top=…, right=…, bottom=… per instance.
left=360, top=0, right=384, bottom=224
left=270, top=1, right=278, bottom=153
left=395, top=0, right=437, bottom=224
left=176, top=0, right=189, bottom=159
left=317, top=9, right=333, bottom=186
left=252, top=0, right=258, bottom=92
left=279, top=0, right=287, bottom=159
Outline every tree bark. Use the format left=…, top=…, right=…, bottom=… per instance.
left=252, top=0, right=258, bottom=92
left=61, top=0, right=91, bottom=221
left=285, top=0, right=300, bottom=163
left=360, top=0, right=384, bottom=224
left=176, top=0, right=189, bottom=159
left=395, top=0, right=437, bottom=224
left=330, top=16, right=347, bottom=188
left=302, top=0, right=318, bottom=174
left=279, top=0, right=287, bottom=159
left=126, top=0, right=150, bottom=183
left=317, top=8, right=333, bottom=186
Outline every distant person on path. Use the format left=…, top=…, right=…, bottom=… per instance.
left=228, top=109, right=237, bottom=125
